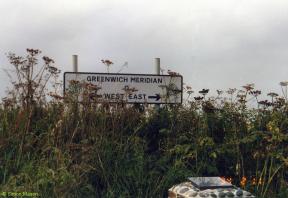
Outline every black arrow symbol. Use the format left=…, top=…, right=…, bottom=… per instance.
left=89, top=93, right=102, bottom=100
left=148, top=94, right=161, bottom=101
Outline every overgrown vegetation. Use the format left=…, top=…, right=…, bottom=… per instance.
left=0, top=49, right=287, bottom=197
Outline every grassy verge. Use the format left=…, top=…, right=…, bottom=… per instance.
left=0, top=49, right=287, bottom=197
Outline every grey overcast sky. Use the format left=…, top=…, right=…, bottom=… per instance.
left=1, top=0, right=288, bottom=100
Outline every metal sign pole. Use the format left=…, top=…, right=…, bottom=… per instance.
left=72, top=55, right=78, bottom=72
left=155, top=58, right=160, bottom=110
left=155, top=58, right=160, bottom=75
left=71, top=55, right=79, bottom=115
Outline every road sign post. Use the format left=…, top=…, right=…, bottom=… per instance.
left=64, top=72, right=183, bottom=104
left=155, top=58, right=161, bottom=110
left=72, top=55, right=78, bottom=72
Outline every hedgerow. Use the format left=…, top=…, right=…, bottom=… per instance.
left=0, top=49, right=287, bottom=197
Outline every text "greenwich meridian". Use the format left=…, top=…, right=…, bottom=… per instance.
left=86, top=76, right=163, bottom=84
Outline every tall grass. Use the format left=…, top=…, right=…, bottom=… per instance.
left=0, top=49, right=287, bottom=197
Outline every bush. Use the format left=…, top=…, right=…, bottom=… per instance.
left=0, top=49, right=287, bottom=197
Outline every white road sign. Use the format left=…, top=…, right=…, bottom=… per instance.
left=64, top=72, right=183, bottom=104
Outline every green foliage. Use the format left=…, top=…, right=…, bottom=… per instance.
left=0, top=49, right=287, bottom=197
